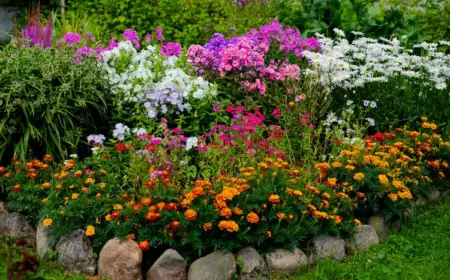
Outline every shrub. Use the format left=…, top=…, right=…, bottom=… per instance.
left=0, top=41, right=110, bottom=163
left=67, top=0, right=277, bottom=46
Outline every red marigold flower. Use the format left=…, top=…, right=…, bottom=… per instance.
left=139, top=240, right=150, bottom=251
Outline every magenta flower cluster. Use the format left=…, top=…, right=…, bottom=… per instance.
left=187, top=20, right=319, bottom=95
left=20, top=9, right=53, bottom=49
left=160, top=42, right=182, bottom=57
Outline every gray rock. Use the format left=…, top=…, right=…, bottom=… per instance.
left=188, top=249, right=236, bottom=280
left=306, top=253, right=316, bottom=265
left=311, top=236, right=346, bottom=261
left=236, top=247, right=268, bottom=280
left=429, top=190, right=441, bottom=202
left=0, top=7, right=18, bottom=43
left=0, top=201, right=8, bottom=216
left=351, top=225, right=379, bottom=251
left=265, top=248, right=307, bottom=275
left=147, top=249, right=186, bottom=280
left=414, top=198, right=426, bottom=207
left=36, top=223, right=52, bottom=259
left=56, top=229, right=96, bottom=276
left=368, top=215, right=389, bottom=240
left=0, top=213, right=36, bottom=247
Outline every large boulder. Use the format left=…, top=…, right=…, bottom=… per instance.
left=98, top=238, right=143, bottom=280
left=428, top=190, right=441, bottom=202
left=264, top=248, right=307, bottom=275
left=350, top=225, right=379, bottom=251
left=236, top=247, right=269, bottom=280
left=188, top=249, right=236, bottom=280
left=368, top=215, right=389, bottom=240
left=36, top=223, right=52, bottom=259
left=0, top=213, right=36, bottom=247
left=311, top=236, right=346, bottom=261
left=146, top=249, right=186, bottom=280
left=56, top=229, right=96, bottom=276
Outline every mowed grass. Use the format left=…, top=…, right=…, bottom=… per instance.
left=2, top=198, right=450, bottom=280
left=276, top=197, right=450, bottom=280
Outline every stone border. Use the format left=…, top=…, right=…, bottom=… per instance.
left=1, top=189, right=447, bottom=280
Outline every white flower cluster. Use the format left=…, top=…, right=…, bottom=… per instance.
left=112, top=123, right=130, bottom=140
left=302, top=29, right=450, bottom=90
left=101, top=41, right=217, bottom=118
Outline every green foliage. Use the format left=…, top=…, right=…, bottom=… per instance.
left=275, top=0, right=450, bottom=47
left=0, top=42, right=111, bottom=162
left=67, top=0, right=277, bottom=45
left=279, top=197, right=450, bottom=280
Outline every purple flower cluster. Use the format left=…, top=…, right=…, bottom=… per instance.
left=160, top=42, right=182, bottom=57
left=20, top=8, right=53, bottom=48
left=60, top=32, right=81, bottom=46
left=232, top=0, right=268, bottom=6
left=187, top=20, right=319, bottom=95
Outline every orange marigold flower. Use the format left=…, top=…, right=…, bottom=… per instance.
left=42, top=218, right=53, bottom=227
left=139, top=240, right=150, bottom=251
left=345, top=165, right=355, bottom=171
left=170, top=220, right=180, bottom=231
left=85, top=178, right=95, bottom=184
left=332, top=161, right=342, bottom=168
left=266, top=231, right=272, bottom=238
left=293, top=190, right=303, bottom=197
left=218, top=220, right=239, bottom=232
left=202, top=223, right=213, bottom=231
left=314, top=211, right=329, bottom=220
left=220, top=207, right=233, bottom=218
left=85, top=225, right=95, bottom=237
left=276, top=212, right=286, bottom=220
left=315, top=163, right=330, bottom=170
left=353, top=173, right=365, bottom=181
left=388, top=193, right=398, bottom=202
left=356, top=192, right=365, bottom=199
left=166, top=202, right=178, bottom=211
left=353, top=219, right=361, bottom=226
left=42, top=182, right=51, bottom=189
left=392, top=180, right=404, bottom=189
left=146, top=211, right=161, bottom=222
left=145, top=181, right=156, bottom=189
left=111, top=212, right=121, bottom=219
left=71, top=193, right=79, bottom=200
left=233, top=207, right=243, bottom=215
left=321, top=193, right=331, bottom=200
left=82, top=186, right=89, bottom=194
left=0, top=166, right=6, bottom=174
left=43, top=154, right=53, bottom=162
left=105, top=214, right=111, bottom=221
left=12, top=184, right=22, bottom=192
left=74, top=170, right=83, bottom=178
left=141, top=198, right=152, bottom=206
left=246, top=212, right=259, bottom=224
left=127, top=233, right=136, bottom=240
left=268, top=194, right=281, bottom=204
left=184, top=209, right=198, bottom=221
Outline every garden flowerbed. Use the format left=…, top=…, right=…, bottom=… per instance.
left=0, top=2, right=449, bottom=279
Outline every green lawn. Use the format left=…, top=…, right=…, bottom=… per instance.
left=277, top=197, right=450, bottom=280
left=2, top=198, right=450, bottom=280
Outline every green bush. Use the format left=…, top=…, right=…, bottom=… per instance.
left=0, top=42, right=111, bottom=162
left=275, top=0, right=449, bottom=47
left=67, top=0, right=276, bottom=45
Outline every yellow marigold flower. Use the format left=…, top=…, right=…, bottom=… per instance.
left=74, top=170, right=83, bottom=178
left=345, top=165, right=355, bottom=171
left=71, top=193, right=79, bottom=200
left=314, top=211, right=329, bottom=220
left=82, top=186, right=89, bottom=194
left=100, top=169, right=107, bottom=176
left=266, top=230, right=272, bottom=238
left=246, top=212, right=259, bottom=224
left=332, top=161, right=342, bottom=168
left=99, top=182, right=106, bottom=188
left=41, top=198, right=48, bottom=204
left=42, top=218, right=53, bottom=227
left=388, top=193, right=398, bottom=202
left=258, top=162, right=269, bottom=170
left=315, top=163, right=330, bottom=170
left=378, top=174, right=389, bottom=185
left=421, top=116, right=428, bottom=122
left=392, top=180, right=404, bottom=189
left=85, top=178, right=95, bottom=184
left=218, top=220, right=239, bottom=232
left=353, top=173, right=365, bottom=181
left=202, top=223, right=213, bottom=231
left=96, top=193, right=101, bottom=199
left=56, top=184, right=62, bottom=190
left=321, top=193, right=331, bottom=200
left=293, top=190, right=303, bottom=198
left=42, top=182, right=51, bottom=189
left=353, top=219, right=361, bottom=226
left=105, top=214, right=111, bottom=221
left=113, top=204, right=123, bottom=210
left=85, top=225, right=95, bottom=237
left=184, top=209, right=198, bottom=221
